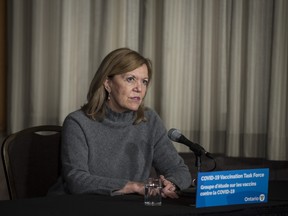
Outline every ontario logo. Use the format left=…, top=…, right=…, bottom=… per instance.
left=259, top=194, right=265, bottom=202
left=244, top=194, right=266, bottom=202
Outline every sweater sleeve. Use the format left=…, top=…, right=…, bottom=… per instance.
left=61, top=116, right=128, bottom=196
left=149, top=111, right=192, bottom=190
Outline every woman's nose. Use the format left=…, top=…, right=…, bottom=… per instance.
left=134, top=81, right=142, bottom=92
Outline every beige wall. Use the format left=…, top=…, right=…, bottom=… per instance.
left=0, top=0, right=6, bottom=133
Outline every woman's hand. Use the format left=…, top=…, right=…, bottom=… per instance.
left=116, top=181, right=145, bottom=195
left=159, top=175, right=179, bottom=199
left=115, top=177, right=179, bottom=199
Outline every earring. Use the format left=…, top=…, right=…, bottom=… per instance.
left=107, top=91, right=111, bottom=101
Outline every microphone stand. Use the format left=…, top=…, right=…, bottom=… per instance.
left=191, top=149, right=203, bottom=188
left=194, top=152, right=202, bottom=172
left=189, top=148, right=216, bottom=189
left=191, top=148, right=202, bottom=172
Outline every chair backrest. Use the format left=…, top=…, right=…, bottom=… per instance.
left=1, top=125, right=62, bottom=200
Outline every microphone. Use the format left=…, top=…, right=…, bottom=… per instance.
left=168, top=128, right=209, bottom=156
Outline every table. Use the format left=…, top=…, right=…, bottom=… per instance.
left=0, top=181, right=287, bottom=216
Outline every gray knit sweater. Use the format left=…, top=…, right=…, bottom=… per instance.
left=48, top=107, right=192, bottom=196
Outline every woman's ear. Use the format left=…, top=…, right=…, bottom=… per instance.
left=104, top=79, right=110, bottom=92
left=104, top=79, right=111, bottom=101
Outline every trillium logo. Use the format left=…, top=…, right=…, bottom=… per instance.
left=259, top=194, right=265, bottom=202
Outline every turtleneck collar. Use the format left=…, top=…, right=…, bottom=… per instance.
left=104, top=104, right=135, bottom=124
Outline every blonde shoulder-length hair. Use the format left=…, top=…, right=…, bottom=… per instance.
left=81, top=47, right=152, bottom=124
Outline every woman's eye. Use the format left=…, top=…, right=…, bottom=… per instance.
left=143, top=80, right=149, bottom=86
left=127, top=77, right=135, bottom=82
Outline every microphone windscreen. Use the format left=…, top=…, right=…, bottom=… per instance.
left=168, top=128, right=182, bottom=141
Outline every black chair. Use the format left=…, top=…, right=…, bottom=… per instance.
left=1, top=125, right=62, bottom=200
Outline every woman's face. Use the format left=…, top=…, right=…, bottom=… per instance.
left=104, top=64, right=149, bottom=113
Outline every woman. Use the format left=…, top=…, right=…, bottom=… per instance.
left=48, top=48, right=192, bottom=198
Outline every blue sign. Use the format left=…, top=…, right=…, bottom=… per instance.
left=196, top=168, right=269, bottom=208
